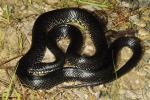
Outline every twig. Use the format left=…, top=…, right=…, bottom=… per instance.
left=0, top=54, right=23, bottom=67
left=0, top=78, right=9, bottom=87
left=0, top=66, right=15, bottom=69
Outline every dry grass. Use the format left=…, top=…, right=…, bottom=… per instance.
left=0, top=0, right=150, bottom=100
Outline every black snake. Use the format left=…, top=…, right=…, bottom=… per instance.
left=16, top=8, right=143, bottom=90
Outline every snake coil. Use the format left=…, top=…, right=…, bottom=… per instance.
left=16, top=8, right=143, bottom=90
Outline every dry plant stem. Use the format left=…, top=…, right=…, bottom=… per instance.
left=0, top=78, right=9, bottom=87
left=0, top=96, right=18, bottom=99
left=0, top=54, right=23, bottom=67
left=0, top=66, right=16, bottom=69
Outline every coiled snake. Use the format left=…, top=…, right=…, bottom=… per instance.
left=16, top=8, right=143, bottom=90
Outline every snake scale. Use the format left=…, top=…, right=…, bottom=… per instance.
left=16, top=8, right=143, bottom=90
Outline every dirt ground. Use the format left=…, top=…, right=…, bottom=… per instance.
left=0, top=0, right=150, bottom=100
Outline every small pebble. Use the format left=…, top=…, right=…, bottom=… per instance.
left=138, top=28, right=149, bottom=35
left=81, top=5, right=96, bottom=11
left=135, top=80, right=139, bottom=84
left=45, top=0, right=59, bottom=4
left=137, top=28, right=150, bottom=39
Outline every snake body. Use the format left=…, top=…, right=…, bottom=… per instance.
left=16, top=8, right=143, bottom=90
